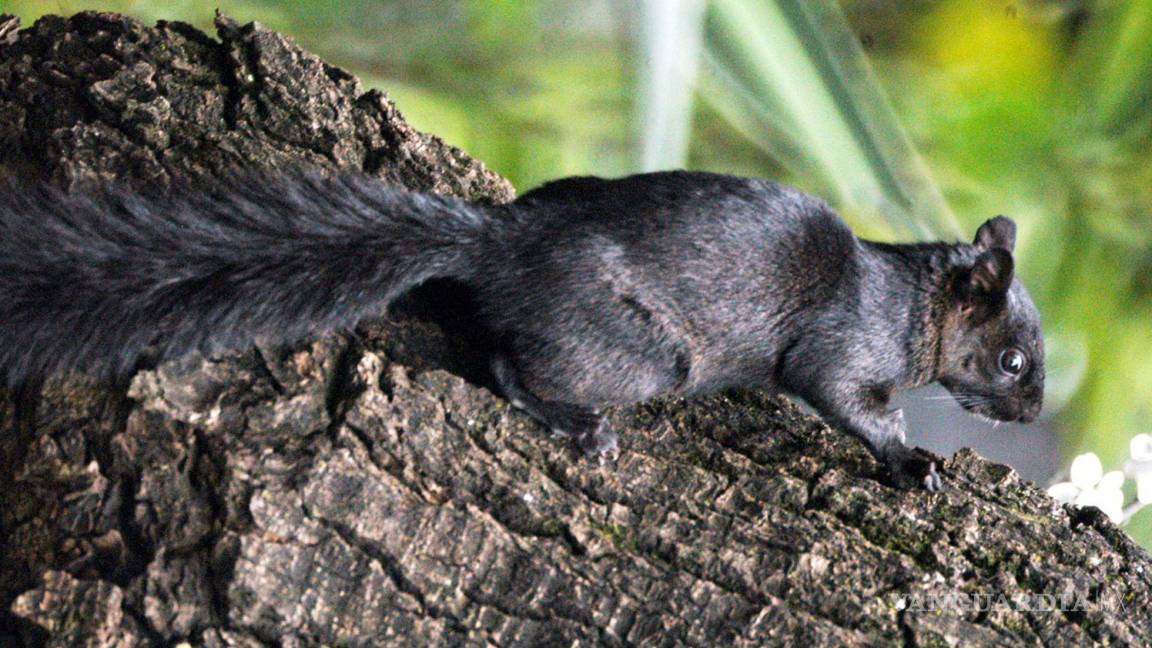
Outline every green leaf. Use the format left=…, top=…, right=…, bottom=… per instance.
left=700, top=0, right=959, bottom=239
left=1071, top=0, right=1152, bottom=137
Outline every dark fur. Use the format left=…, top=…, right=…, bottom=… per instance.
left=0, top=173, right=488, bottom=381
left=0, top=170, right=1045, bottom=490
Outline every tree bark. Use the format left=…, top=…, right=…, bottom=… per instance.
left=1, top=12, right=1150, bottom=647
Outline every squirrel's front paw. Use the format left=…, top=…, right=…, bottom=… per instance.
left=883, top=445, right=943, bottom=491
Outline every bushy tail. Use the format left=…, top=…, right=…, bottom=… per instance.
left=0, top=171, right=492, bottom=384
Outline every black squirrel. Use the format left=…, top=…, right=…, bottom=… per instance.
left=0, top=170, right=1044, bottom=490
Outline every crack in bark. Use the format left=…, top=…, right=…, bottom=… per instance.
left=299, top=508, right=490, bottom=646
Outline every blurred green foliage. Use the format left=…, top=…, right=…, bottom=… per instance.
left=6, top=0, right=1151, bottom=543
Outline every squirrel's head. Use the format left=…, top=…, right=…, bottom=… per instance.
left=937, top=216, right=1045, bottom=424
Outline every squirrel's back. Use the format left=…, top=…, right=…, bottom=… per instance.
left=479, top=171, right=860, bottom=399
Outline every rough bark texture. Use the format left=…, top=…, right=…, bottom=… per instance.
left=1, top=12, right=1150, bottom=647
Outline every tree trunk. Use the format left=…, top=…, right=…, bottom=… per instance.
left=1, top=12, right=1149, bottom=647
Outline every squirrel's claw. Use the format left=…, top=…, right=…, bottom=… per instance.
left=579, top=418, right=619, bottom=459
left=922, top=462, right=943, bottom=491
left=884, top=445, right=944, bottom=492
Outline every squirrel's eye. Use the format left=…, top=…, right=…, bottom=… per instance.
left=999, top=348, right=1026, bottom=376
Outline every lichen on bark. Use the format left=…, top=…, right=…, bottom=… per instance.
left=1, top=11, right=1150, bottom=647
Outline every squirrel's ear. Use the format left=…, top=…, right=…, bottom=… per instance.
left=958, top=249, right=1014, bottom=321
left=974, top=216, right=1016, bottom=253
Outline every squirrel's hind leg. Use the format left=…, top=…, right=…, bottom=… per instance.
left=491, top=355, right=618, bottom=458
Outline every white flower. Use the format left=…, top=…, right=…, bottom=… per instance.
left=1131, top=434, right=1152, bottom=460
left=1047, top=453, right=1125, bottom=523
left=1127, top=434, right=1152, bottom=505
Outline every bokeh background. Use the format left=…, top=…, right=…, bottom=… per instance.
left=6, top=0, right=1151, bottom=542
